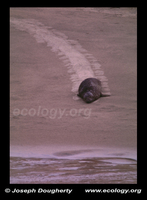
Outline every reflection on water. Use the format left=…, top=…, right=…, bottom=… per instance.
left=10, top=155, right=137, bottom=184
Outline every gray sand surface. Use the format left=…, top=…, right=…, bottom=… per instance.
left=10, top=7, right=137, bottom=159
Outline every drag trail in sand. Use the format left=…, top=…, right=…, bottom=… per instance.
left=10, top=17, right=110, bottom=96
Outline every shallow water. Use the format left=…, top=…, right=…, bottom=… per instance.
left=10, top=148, right=137, bottom=184
left=10, top=157, right=136, bottom=184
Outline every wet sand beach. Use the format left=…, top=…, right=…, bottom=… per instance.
left=10, top=7, right=137, bottom=184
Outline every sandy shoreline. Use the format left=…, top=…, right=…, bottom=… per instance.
left=10, top=8, right=137, bottom=157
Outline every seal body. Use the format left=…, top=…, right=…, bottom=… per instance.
left=77, top=78, right=102, bottom=103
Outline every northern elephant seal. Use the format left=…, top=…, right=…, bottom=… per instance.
left=77, top=78, right=108, bottom=103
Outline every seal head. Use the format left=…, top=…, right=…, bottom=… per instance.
left=82, top=91, right=95, bottom=103
left=77, top=78, right=102, bottom=103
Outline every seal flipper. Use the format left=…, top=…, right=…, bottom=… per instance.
left=100, top=92, right=111, bottom=97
